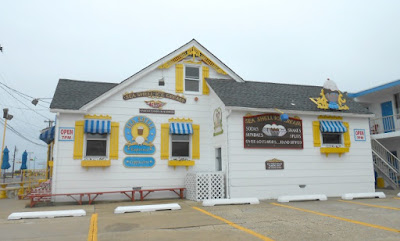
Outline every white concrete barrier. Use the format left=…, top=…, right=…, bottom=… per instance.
left=397, top=192, right=400, bottom=197
left=277, top=194, right=327, bottom=203
left=114, top=203, right=181, bottom=214
left=341, top=192, right=386, bottom=200
left=202, top=198, right=259, bottom=207
left=8, top=209, right=86, bottom=220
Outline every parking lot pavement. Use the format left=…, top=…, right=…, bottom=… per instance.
left=0, top=189, right=399, bottom=241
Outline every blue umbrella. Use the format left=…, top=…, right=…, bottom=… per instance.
left=21, top=151, right=27, bottom=170
left=1, top=147, right=10, bottom=170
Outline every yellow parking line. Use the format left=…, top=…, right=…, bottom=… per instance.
left=394, top=197, right=400, bottom=200
left=88, top=213, right=98, bottom=241
left=192, top=207, right=274, bottom=241
left=271, top=202, right=400, bottom=233
left=339, top=200, right=400, bottom=210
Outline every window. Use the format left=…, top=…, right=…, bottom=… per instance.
left=215, top=148, right=222, bottom=171
left=85, top=133, right=108, bottom=157
left=322, top=133, right=342, bottom=145
left=171, top=134, right=190, bottom=158
left=395, top=93, right=400, bottom=119
left=185, top=66, right=200, bottom=92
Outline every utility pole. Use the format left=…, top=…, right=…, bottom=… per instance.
left=44, top=120, right=54, bottom=127
left=11, top=146, right=16, bottom=178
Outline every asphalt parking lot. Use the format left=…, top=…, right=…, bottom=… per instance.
left=0, top=189, right=399, bottom=241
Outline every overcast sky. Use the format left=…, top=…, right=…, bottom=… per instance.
left=1, top=0, right=400, bottom=168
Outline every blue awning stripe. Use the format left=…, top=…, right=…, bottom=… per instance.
left=320, top=120, right=347, bottom=133
left=84, top=119, right=111, bottom=134
left=169, top=122, right=193, bottom=134
left=39, top=126, right=55, bottom=144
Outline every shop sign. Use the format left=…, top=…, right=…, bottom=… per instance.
left=123, top=157, right=155, bottom=168
left=139, top=108, right=175, bottom=115
left=265, top=158, right=284, bottom=170
left=123, top=90, right=186, bottom=103
left=244, top=113, right=303, bottom=149
left=213, top=107, right=223, bottom=136
left=124, top=116, right=156, bottom=155
left=58, top=127, right=74, bottom=141
left=354, top=129, right=366, bottom=141
left=145, top=100, right=166, bottom=109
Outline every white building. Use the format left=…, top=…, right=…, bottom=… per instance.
left=47, top=40, right=376, bottom=201
left=349, top=80, right=400, bottom=189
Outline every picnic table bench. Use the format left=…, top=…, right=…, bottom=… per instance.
left=28, top=188, right=185, bottom=207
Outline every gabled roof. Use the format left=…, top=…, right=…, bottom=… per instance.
left=50, top=79, right=117, bottom=110
left=207, top=78, right=370, bottom=114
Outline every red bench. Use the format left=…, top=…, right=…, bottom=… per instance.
left=27, top=188, right=185, bottom=207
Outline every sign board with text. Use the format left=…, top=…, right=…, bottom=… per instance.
left=354, top=129, right=366, bottom=141
left=243, top=114, right=303, bottom=149
left=58, top=127, right=75, bottom=141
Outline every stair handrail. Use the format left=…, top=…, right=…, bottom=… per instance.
left=371, top=139, right=400, bottom=171
left=372, top=150, right=398, bottom=174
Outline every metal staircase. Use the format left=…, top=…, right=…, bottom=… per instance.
left=371, top=139, right=400, bottom=189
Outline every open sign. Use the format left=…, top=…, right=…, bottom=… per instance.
left=59, top=127, right=75, bottom=141
left=354, top=129, right=366, bottom=141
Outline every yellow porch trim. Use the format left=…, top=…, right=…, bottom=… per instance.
left=84, top=114, right=112, bottom=120
left=169, top=118, right=193, bottom=123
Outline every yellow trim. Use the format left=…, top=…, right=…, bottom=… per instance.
left=193, top=207, right=274, bottom=241
left=175, top=64, right=184, bottom=93
left=109, top=122, right=119, bottom=160
left=158, top=46, right=228, bottom=75
left=48, top=161, right=54, bottom=167
left=318, top=115, right=343, bottom=120
left=87, top=213, right=98, bottom=241
left=81, top=160, right=111, bottom=167
left=312, top=121, right=321, bottom=147
left=320, top=147, right=349, bottom=157
left=202, top=66, right=210, bottom=95
left=73, top=121, right=84, bottom=159
left=271, top=202, right=400, bottom=233
left=161, top=123, right=170, bottom=160
left=168, top=118, right=193, bottom=123
left=343, top=122, right=351, bottom=147
left=168, top=160, right=195, bottom=170
left=192, top=124, right=200, bottom=159
left=84, top=114, right=111, bottom=120
left=184, top=60, right=202, bottom=65
left=339, top=200, right=400, bottom=211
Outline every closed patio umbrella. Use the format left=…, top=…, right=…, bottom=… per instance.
left=1, top=147, right=10, bottom=181
left=21, top=151, right=27, bottom=170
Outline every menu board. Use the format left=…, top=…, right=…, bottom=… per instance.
left=243, top=114, right=303, bottom=149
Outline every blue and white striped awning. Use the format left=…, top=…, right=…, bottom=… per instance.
left=320, top=120, right=347, bottom=133
left=170, top=122, right=193, bottom=135
left=84, top=119, right=111, bottom=134
left=39, top=126, right=55, bottom=144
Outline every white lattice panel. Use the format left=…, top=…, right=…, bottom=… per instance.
left=185, top=172, right=225, bottom=201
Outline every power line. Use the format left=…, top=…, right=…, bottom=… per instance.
left=0, top=118, right=46, bottom=147
left=0, top=85, right=52, bottom=120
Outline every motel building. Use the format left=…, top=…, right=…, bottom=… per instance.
left=45, top=39, right=376, bottom=202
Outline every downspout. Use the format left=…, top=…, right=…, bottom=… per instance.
left=51, top=112, right=60, bottom=195
left=225, top=109, right=232, bottom=198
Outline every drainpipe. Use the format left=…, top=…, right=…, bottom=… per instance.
left=225, top=109, right=232, bottom=199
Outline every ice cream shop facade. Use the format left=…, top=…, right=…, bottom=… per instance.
left=49, top=39, right=375, bottom=201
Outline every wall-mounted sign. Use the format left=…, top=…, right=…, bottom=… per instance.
left=213, top=107, right=223, bottom=136
left=58, top=127, right=74, bottom=141
left=354, top=129, right=366, bottom=141
left=265, top=158, right=284, bottom=170
left=123, top=90, right=186, bottom=103
left=145, top=100, right=166, bottom=109
left=243, top=114, right=303, bottom=149
left=309, top=78, right=349, bottom=111
left=124, top=116, right=156, bottom=155
left=139, top=108, right=175, bottom=115
left=123, top=157, right=155, bottom=168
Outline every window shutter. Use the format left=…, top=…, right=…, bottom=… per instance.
left=161, top=123, right=170, bottom=159
left=202, top=66, right=209, bottom=95
left=175, top=64, right=183, bottom=93
left=312, top=121, right=321, bottom=147
left=192, top=124, right=200, bottom=159
left=343, top=122, right=351, bottom=147
left=73, top=120, right=84, bottom=159
left=109, top=122, right=119, bottom=159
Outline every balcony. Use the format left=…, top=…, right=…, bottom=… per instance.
left=370, top=114, right=400, bottom=137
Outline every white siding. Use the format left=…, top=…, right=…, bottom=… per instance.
left=226, top=111, right=375, bottom=199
